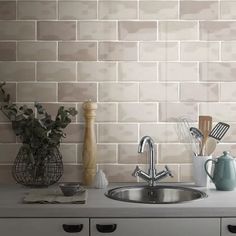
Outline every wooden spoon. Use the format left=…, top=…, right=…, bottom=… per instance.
left=199, top=116, right=212, bottom=145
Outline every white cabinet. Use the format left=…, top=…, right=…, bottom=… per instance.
left=0, top=218, right=89, bottom=236
left=222, top=218, right=236, bottom=236
left=91, top=218, right=220, bottom=236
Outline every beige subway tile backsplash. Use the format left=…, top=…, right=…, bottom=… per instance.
left=17, top=42, right=57, bottom=61
left=99, top=83, right=138, bottom=102
left=99, top=42, right=137, bottom=61
left=37, top=21, right=76, bottom=40
left=18, top=1, right=57, bottom=20
left=59, top=1, right=97, bottom=20
left=59, top=42, right=97, bottom=61
left=2, top=0, right=236, bottom=183
left=118, top=21, right=157, bottom=41
left=99, top=1, right=137, bottom=20
left=0, top=42, right=16, bottom=61
left=139, top=42, right=179, bottom=61
left=17, top=82, right=57, bottom=102
left=139, top=1, right=178, bottom=20
left=37, top=62, right=76, bottom=81
left=180, top=1, right=218, bottom=20
left=0, top=62, right=35, bottom=81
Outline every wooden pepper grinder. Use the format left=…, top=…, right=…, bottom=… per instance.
left=82, top=101, right=97, bottom=186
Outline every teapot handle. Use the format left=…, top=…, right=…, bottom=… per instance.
left=204, top=159, right=216, bottom=182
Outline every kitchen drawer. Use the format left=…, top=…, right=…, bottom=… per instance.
left=91, top=218, right=220, bottom=236
left=0, top=218, right=89, bottom=236
left=221, top=218, right=236, bottom=236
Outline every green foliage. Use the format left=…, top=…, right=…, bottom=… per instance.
left=0, top=82, right=78, bottom=155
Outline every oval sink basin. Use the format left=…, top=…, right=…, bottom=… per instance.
left=105, top=185, right=207, bottom=204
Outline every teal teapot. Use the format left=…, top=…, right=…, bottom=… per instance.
left=204, top=151, right=236, bottom=191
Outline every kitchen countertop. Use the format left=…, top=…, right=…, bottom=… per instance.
left=1, top=183, right=236, bottom=218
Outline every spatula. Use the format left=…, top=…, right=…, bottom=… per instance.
left=199, top=116, right=212, bottom=145
left=204, top=122, right=230, bottom=155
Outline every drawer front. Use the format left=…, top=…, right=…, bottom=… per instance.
left=91, top=218, right=220, bottom=236
left=222, top=218, right=236, bottom=236
left=0, top=218, right=89, bottom=236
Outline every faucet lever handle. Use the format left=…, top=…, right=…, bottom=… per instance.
left=165, top=165, right=173, bottom=178
left=132, top=165, right=141, bottom=177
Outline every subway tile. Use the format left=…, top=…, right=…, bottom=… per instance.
left=59, top=42, right=97, bottom=61
left=0, top=144, right=20, bottom=163
left=0, top=42, right=16, bottom=61
left=59, top=144, right=77, bottom=163
left=159, top=144, right=192, bottom=163
left=139, top=1, right=178, bottom=20
left=0, top=124, right=16, bottom=143
left=118, top=103, right=157, bottom=122
left=118, top=21, right=157, bottom=41
left=0, top=21, right=35, bottom=40
left=77, top=62, right=116, bottom=82
left=0, top=1, right=16, bottom=20
left=18, top=1, right=57, bottom=20
left=99, top=1, right=137, bottom=20
left=39, top=103, right=76, bottom=122
left=220, top=83, right=236, bottom=102
left=221, top=42, right=236, bottom=61
left=58, top=83, right=97, bottom=102
left=99, top=42, right=137, bottom=61
left=215, top=144, right=236, bottom=157
left=37, top=21, right=76, bottom=40
left=180, top=164, right=193, bottom=182
left=17, top=82, right=57, bottom=102
left=0, top=84, right=16, bottom=111
left=159, top=62, right=198, bottom=81
left=140, top=123, right=180, bottom=143
left=159, top=21, right=198, bottom=40
left=0, top=166, right=15, bottom=184
left=159, top=102, right=198, bottom=122
left=199, top=103, right=236, bottom=122
left=17, top=42, right=57, bottom=61
left=59, top=1, right=97, bottom=20
left=37, top=62, right=76, bottom=81
left=99, top=83, right=138, bottom=102
left=180, top=42, right=219, bottom=61
left=63, top=124, right=84, bottom=143
left=77, top=102, right=117, bottom=122
left=219, top=124, right=236, bottom=143
left=200, top=62, right=236, bottom=82
left=200, top=21, right=236, bottom=40
left=140, top=83, right=179, bottom=102
left=139, top=42, right=178, bottom=61
left=0, top=62, right=35, bottom=81
left=98, top=164, right=140, bottom=182
left=60, top=165, right=83, bottom=182
left=98, top=124, right=138, bottom=143
left=78, top=21, right=116, bottom=40
left=180, top=1, right=218, bottom=20
left=118, top=144, right=151, bottom=164
left=180, top=83, right=219, bottom=102
left=118, top=62, right=157, bottom=81
left=77, top=144, right=117, bottom=164
left=221, top=1, right=236, bottom=19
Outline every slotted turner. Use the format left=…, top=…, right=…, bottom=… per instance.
left=205, top=122, right=230, bottom=155
left=199, top=116, right=212, bottom=145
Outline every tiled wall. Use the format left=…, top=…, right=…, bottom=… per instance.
left=0, top=0, right=236, bottom=183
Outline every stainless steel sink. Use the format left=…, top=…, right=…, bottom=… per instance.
left=105, top=185, right=207, bottom=204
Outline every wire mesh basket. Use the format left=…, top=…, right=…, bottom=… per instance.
left=12, top=146, right=63, bottom=187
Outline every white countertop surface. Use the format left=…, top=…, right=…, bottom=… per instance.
left=1, top=183, right=236, bottom=218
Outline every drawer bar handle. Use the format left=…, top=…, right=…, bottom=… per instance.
left=62, top=224, right=83, bottom=233
left=96, top=224, right=117, bottom=233
left=228, top=225, right=236, bottom=233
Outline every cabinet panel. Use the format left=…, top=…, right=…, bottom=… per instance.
left=222, top=218, right=236, bottom=236
left=0, top=218, right=89, bottom=236
left=91, top=218, right=220, bottom=236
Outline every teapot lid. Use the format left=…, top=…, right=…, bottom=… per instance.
left=219, top=151, right=234, bottom=160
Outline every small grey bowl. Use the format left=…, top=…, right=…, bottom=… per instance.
left=59, top=183, right=81, bottom=196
